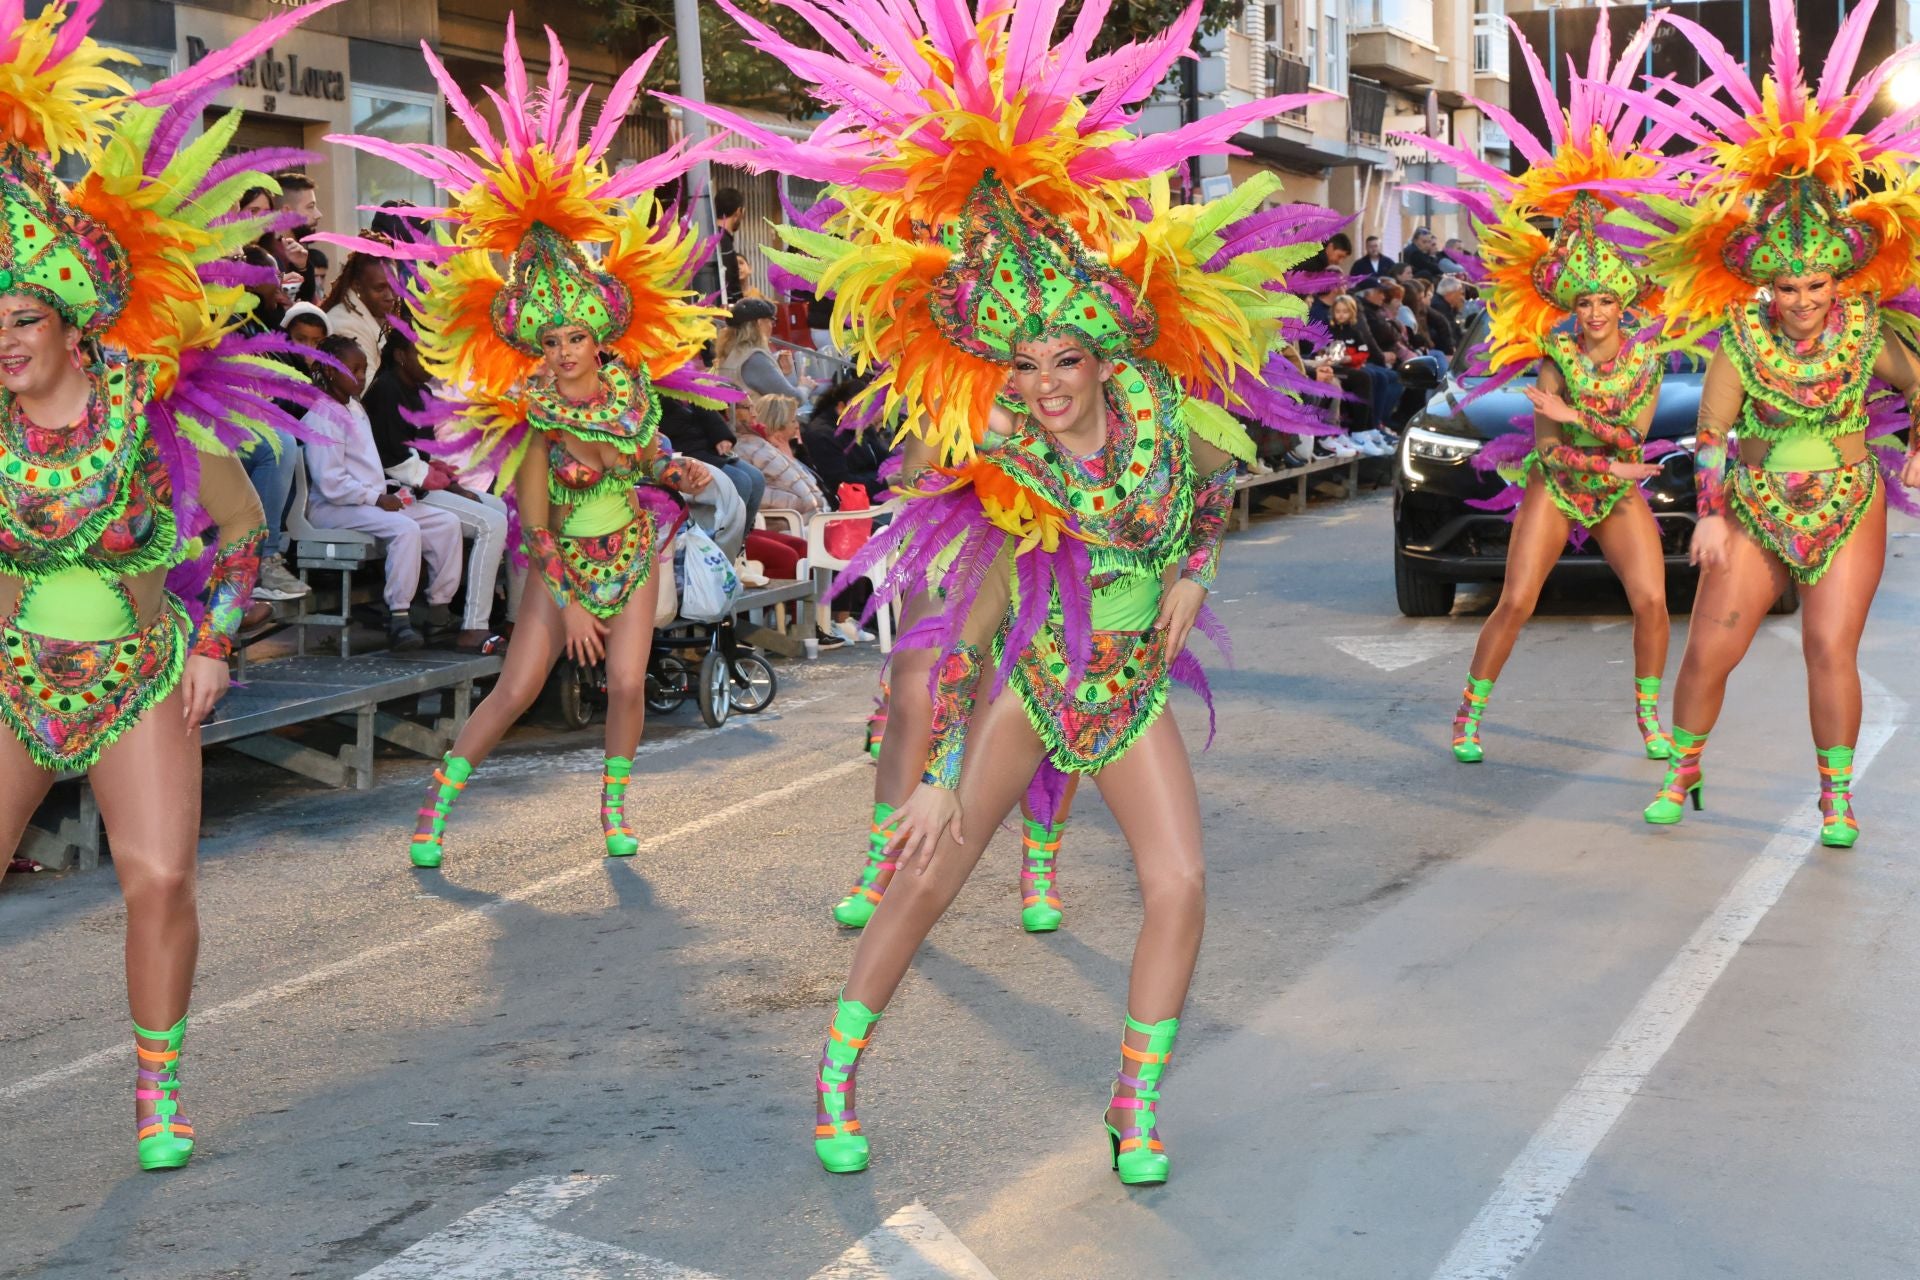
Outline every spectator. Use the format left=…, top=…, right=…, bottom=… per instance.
left=1430, top=276, right=1467, bottom=356
left=237, top=245, right=289, bottom=335
left=1440, top=236, right=1473, bottom=274
left=803, top=373, right=889, bottom=502
left=281, top=302, right=329, bottom=354
left=715, top=187, right=748, bottom=304
left=715, top=298, right=807, bottom=400
left=1302, top=230, right=1351, bottom=275
left=321, top=250, right=398, bottom=380
left=269, top=172, right=329, bottom=303
left=1384, top=278, right=1419, bottom=345
left=734, top=393, right=828, bottom=517
left=659, top=391, right=765, bottom=533
left=303, top=334, right=464, bottom=651
left=1402, top=226, right=1446, bottom=281
left=1349, top=282, right=1409, bottom=430
left=1351, top=234, right=1396, bottom=277
left=230, top=248, right=310, bottom=603
left=361, top=330, right=517, bottom=649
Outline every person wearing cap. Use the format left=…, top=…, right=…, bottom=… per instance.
left=714, top=297, right=807, bottom=402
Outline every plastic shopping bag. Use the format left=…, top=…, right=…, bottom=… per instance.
left=675, top=521, right=741, bottom=622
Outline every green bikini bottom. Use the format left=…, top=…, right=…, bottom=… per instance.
left=0, top=598, right=187, bottom=772
left=1728, top=459, right=1878, bottom=586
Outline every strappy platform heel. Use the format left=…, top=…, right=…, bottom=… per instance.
left=832, top=802, right=898, bottom=928
left=1020, top=817, right=1067, bottom=933
left=1634, top=676, right=1674, bottom=759
left=1817, top=745, right=1859, bottom=848
left=602, top=756, right=639, bottom=857
left=1644, top=728, right=1706, bottom=824
left=134, top=1015, right=194, bottom=1171
left=863, top=681, right=888, bottom=762
left=1452, top=676, right=1494, bottom=763
left=1106, top=1014, right=1180, bottom=1186
left=814, top=994, right=881, bottom=1173
left=409, top=755, right=473, bottom=868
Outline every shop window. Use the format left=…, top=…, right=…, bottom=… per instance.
left=351, top=87, right=441, bottom=226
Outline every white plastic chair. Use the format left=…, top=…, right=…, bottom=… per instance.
left=806, top=500, right=899, bottom=653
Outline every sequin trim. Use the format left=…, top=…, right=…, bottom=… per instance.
left=0, top=601, right=186, bottom=772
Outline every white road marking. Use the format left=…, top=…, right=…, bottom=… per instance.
left=1328, top=628, right=1468, bottom=672
left=353, top=1176, right=996, bottom=1280
left=809, top=1203, right=1000, bottom=1280
left=1429, top=676, right=1906, bottom=1280
left=0, top=757, right=869, bottom=1103
left=355, top=1175, right=722, bottom=1280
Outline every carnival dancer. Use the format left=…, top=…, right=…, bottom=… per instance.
left=688, top=3, right=1337, bottom=941
left=0, top=0, right=346, bottom=1168
left=1614, top=0, right=1920, bottom=842
left=682, top=0, right=1339, bottom=1183
left=1400, top=13, right=1685, bottom=764
left=323, top=22, right=733, bottom=866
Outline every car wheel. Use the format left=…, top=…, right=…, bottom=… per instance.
left=1394, top=542, right=1456, bottom=617
left=1769, top=582, right=1801, bottom=615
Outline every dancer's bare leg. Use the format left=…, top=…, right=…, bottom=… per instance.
left=601, top=574, right=662, bottom=760
left=1797, top=492, right=1885, bottom=749
left=1467, top=481, right=1574, bottom=681
left=1591, top=493, right=1670, bottom=679
left=0, top=732, right=56, bottom=888
left=1668, top=522, right=1787, bottom=735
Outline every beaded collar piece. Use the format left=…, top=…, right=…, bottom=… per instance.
left=524, top=360, right=659, bottom=453
left=1546, top=330, right=1661, bottom=429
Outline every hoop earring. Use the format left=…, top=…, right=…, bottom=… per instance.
left=68, top=345, right=84, bottom=371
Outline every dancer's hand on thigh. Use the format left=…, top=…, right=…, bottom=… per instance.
left=563, top=603, right=609, bottom=665
left=1903, top=453, right=1920, bottom=489
left=178, top=655, right=229, bottom=732
left=882, top=781, right=964, bottom=875
left=1690, top=515, right=1732, bottom=572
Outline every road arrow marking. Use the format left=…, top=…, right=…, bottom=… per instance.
left=809, top=1203, right=999, bottom=1280
left=354, top=1177, right=998, bottom=1280
left=1328, top=629, right=1467, bottom=672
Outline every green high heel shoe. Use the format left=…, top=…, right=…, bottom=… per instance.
left=602, top=756, right=639, bottom=857
left=1106, top=1014, right=1179, bottom=1187
left=134, top=1015, right=194, bottom=1171
left=1644, top=728, right=1707, bottom=824
left=831, top=802, right=897, bottom=928
left=864, top=681, right=889, bottom=763
left=1634, top=676, right=1674, bottom=760
left=815, top=994, right=881, bottom=1173
left=1451, top=676, right=1494, bottom=763
left=1816, top=745, right=1859, bottom=848
left=409, top=755, right=473, bottom=868
left=1020, top=817, right=1067, bottom=933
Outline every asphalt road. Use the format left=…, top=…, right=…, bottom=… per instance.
left=6, top=488, right=1920, bottom=1280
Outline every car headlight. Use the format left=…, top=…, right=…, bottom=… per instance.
left=1404, top=425, right=1483, bottom=464
left=1676, top=435, right=1696, bottom=452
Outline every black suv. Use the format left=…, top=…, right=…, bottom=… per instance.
left=1391, top=308, right=1715, bottom=617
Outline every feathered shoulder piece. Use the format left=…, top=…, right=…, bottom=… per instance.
left=688, top=0, right=1336, bottom=461
left=322, top=17, right=732, bottom=485
left=1614, top=0, right=1920, bottom=335
left=1395, top=8, right=1685, bottom=383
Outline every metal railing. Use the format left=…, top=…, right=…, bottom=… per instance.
left=1268, top=48, right=1312, bottom=118
left=1473, top=12, right=1510, bottom=76
left=1349, top=76, right=1389, bottom=145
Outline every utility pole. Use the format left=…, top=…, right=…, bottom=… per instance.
left=673, top=0, right=719, bottom=294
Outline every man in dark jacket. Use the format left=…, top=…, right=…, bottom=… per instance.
left=1353, top=278, right=1407, bottom=427
left=1350, top=235, right=1395, bottom=278
left=1427, top=276, right=1465, bottom=359
left=1402, top=226, right=1446, bottom=281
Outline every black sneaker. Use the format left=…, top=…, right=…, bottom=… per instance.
left=388, top=620, right=424, bottom=652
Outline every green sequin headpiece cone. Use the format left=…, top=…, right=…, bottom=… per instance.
left=1530, top=192, right=1647, bottom=312
left=930, top=172, right=1156, bottom=364
left=491, top=222, right=636, bottom=357
left=1722, top=176, right=1880, bottom=288
left=0, top=144, right=129, bottom=336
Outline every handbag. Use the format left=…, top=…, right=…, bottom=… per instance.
left=675, top=522, right=741, bottom=622
left=822, top=483, right=873, bottom=560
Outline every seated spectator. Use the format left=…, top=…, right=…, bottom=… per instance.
left=1351, top=235, right=1395, bottom=278
left=303, top=334, right=464, bottom=651
left=1409, top=278, right=1452, bottom=358
left=231, top=251, right=309, bottom=602
left=1440, top=237, right=1473, bottom=275
left=715, top=298, right=807, bottom=402
left=1402, top=227, right=1446, bottom=281
left=361, top=330, right=518, bottom=650
left=322, top=248, right=398, bottom=380
left=269, top=171, right=329, bottom=303
left=660, top=386, right=765, bottom=532
left=735, top=394, right=828, bottom=518
left=1430, top=276, right=1466, bottom=355
left=1326, top=292, right=1401, bottom=435
left=802, top=372, right=889, bottom=502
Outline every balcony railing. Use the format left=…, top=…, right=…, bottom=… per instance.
left=1351, top=0, right=1435, bottom=44
left=1268, top=48, right=1312, bottom=119
left=1349, top=75, right=1389, bottom=146
left=1473, top=13, right=1510, bottom=77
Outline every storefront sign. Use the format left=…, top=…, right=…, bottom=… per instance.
left=173, top=6, right=353, bottom=125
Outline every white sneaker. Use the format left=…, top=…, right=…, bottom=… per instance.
left=1353, top=430, right=1392, bottom=456
left=835, top=618, right=876, bottom=645
left=254, top=553, right=310, bottom=601
left=1318, top=435, right=1360, bottom=460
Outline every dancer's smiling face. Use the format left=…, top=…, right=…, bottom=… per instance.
left=1010, top=336, right=1111, bottom=441
left=1771, top=272, right=1836, bottom=341
left=1573, top=292, right=1623, bottom=344
left=541, top=324, right=601, bottom=387
left=0, top=295, right=83, bottom=400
